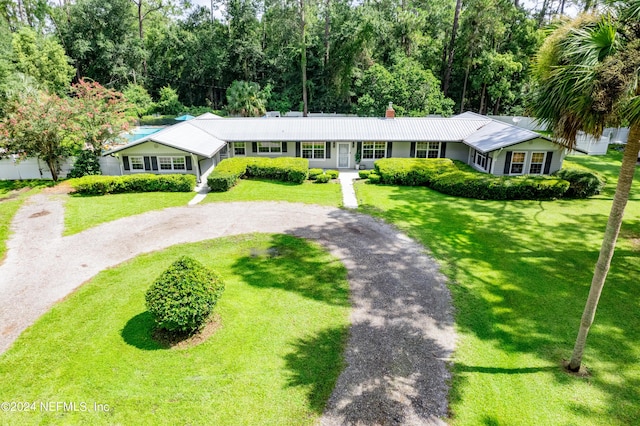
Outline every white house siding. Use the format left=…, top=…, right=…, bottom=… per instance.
left=446, top=143, right=470, bottom=162
left=0, top=157, right=74, bottom=180
left=99, top=156, right=122, bottom=176
left=491, top=138, right=566, bottom=176
left=113, top=141, right=199, bottom=179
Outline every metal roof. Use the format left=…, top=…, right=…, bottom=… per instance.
left=459, top=112, right=550, bottom=153
left=105, top=112, right=554, bottom=158
left=105, top=119, right=227, bottom=157
left=189, top=116, right=490, bottom=142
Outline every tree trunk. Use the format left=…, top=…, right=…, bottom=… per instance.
left=459, top=63, right=470, bottom=113
left=300, top=0, right=308, bottom=117
left=479, top=83, right=487, bottom=114
left=442, top=0, right=463, bottom=96
left=45, top=157, right=59, bottom=182
left=324, top=0, right=330, bottom=68
left=568, top=123, right=640, bottom=372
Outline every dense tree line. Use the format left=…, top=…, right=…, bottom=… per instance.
left=0, top=0, right=600, bottom=116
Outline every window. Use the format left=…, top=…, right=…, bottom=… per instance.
left=130, top=156, right=144, bottom=170
left=302, top=142, right=326, bottom=159
left=258, top=142, right=281, bottom=153
left=158, top=156, right=185, bottom=171
left=362, top=142, right=386, bottom=159
left=234, top=142, right=246, bottom=156
left=510, top=152, right=526, bottom=174
left=529, top=152, right=546, bottom=174
left=473, top=150, right=488, bottom=170
left=416, top=142, right=440, bottom=158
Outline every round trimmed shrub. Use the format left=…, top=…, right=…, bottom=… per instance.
left=326, top=170, right=339, bottom=179
left=553, top=166, right=606, bottom=198
left=358, top=169, right=373, bottom=179
left=308, top=168, right=323, bottom=180
left=145, top=256, right=225, bottom=333
left=314, top=173, right=331, bottom=183
left=367, top=173, right=381, bottom=184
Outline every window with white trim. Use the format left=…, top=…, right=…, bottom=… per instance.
left=234, top=142, right=246, bottom=155
left=529, top=152, right=546, bottom=174
left=510, top=152, right=526, bottom=174
left=473, top=150, right=488, bottom=170
left=416, top=142, right=440, bottom=158
left=302, top=142, right=326, bottom=159
left=130, top=156, right=144, bottom=170
left=258, top=142, right=282, bottom=153
left=362, top=142, right=386, bottom=159
left=158, top=156, right=186, bottom=171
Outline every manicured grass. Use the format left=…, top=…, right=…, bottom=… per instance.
left=356, top=150, right=640, bottom=425
left=202, top=179, right=342, bottom=207
left=0, top=234, right=350, bottom=425
left=0, top=180, right=54, bottom=260
left=64, top=192, right=194, bottom=235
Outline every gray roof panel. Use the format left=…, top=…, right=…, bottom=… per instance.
left=189, top=117, right=490, bottom=142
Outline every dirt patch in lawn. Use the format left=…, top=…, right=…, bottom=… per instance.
left=0, top=187, right=30, bottom=202
left=152, top=314, right=222, bottom=349
left=42, top=181, right=74, bottom=195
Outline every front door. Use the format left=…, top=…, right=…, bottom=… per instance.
left=338, top=143, right=350, bottom=168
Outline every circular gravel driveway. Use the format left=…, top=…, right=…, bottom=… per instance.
left=0, top=194, right=455, bottom=425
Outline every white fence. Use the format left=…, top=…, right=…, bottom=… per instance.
left=0, top=156, right=121, bottom=180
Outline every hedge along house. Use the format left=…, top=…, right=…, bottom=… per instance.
left=103, top=109, right=567, bottom=181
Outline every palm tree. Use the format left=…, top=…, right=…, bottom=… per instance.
left=226, top=80, right=267, bottom=117
left=530, top=7, right=640, bottom=372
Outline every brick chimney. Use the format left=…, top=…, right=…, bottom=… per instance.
left=385, top=102, right=395, bottom=119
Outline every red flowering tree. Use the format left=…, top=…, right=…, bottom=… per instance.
left=0, top=80, right=134, bottom=181
left=0, top=91, right=79, bottom=181
left=71, top=79, right=133, bottom=151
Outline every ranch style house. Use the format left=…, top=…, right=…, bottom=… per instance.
left=104, top=108, right=567, bottom=183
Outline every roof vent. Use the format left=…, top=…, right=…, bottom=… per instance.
left=385, top=102, right=395, bottom=119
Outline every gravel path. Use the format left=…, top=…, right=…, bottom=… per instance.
left=0, top=194, right=456, bottom=425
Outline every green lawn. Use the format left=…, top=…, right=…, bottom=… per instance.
left=64, top=192, right=194, bottom=235
left=202, top=179, right=342, bottom=207
left=356, top=150, right=640, bottom=425
left=0, top=180, right=54, bottom=260
left=0, top=234, right=350, bottom=425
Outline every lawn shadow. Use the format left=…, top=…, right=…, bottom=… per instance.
left=359, top=182, right=640, bottom=422
left=284, top=325, right=349, bottom=414
left=121, top=311, right=165, bottom=350
left=230, top=234, right=350, bottom=307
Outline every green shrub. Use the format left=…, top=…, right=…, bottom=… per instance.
left=207, top=158, right=248, bottom=192
left=326, top=170, right=339, bottom=179
left=207, top=157, right=309, bottom=191
left=554, top=165, right=606, bottom=198
left=145, top=256, right=225, bottom=333
left=358, top=170, right=373, bottom=179
left=308, top=168, right=323, bottom=180
left=368, top=173, right=381, bottom=184
left=371, top=158, right=570, bottom=200
left=314, top=173, right=330, bottom=183
left=430, top=171, right=569, bottom=200
left=374, top=158, right=457, bottom=186
left=245, top=157, right=309, bottom=183
left=68, top=150, right=102, bottom=178
left=71, top=174, right=195, bottom=195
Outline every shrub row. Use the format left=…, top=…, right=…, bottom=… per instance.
left=430, top=171, right=570, bottom=200
left=207, top=158, right=247, bottom=192
left=207, top=157, right=309, bottom=191
left=245, top=157, right=309, bottom=183
left=553, top=165, right=606, bottom=198
left=371, top=158, right=571, bottom=200
left=71, top=174, right=196, bottom=195
left=375, top=158, right=459, bottom=186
